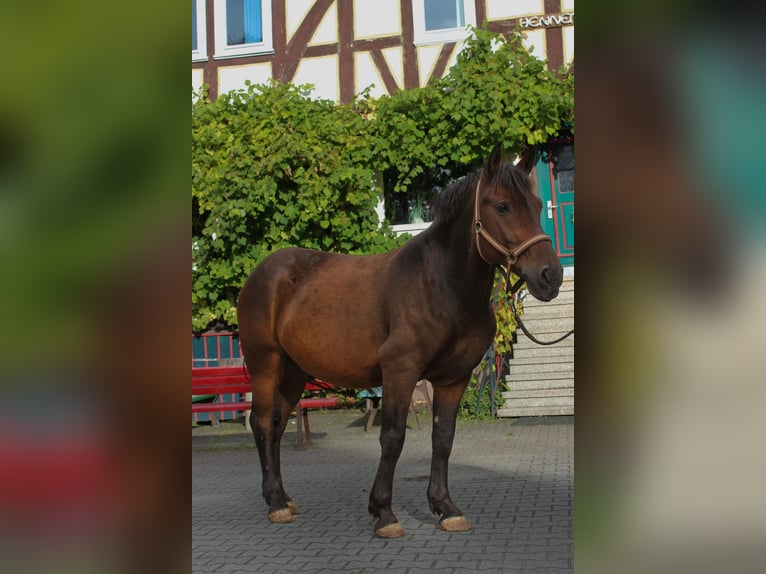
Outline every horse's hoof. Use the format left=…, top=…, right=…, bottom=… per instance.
left=268, top=508, right=295, bottom=523
left=375, top=522, right=405, bottom=539
left=440, top=515, right=471, bottom=532
left=287, top=501, right=300, bottom=515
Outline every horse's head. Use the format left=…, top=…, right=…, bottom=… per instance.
left=475, top=144, right=563, bottom=302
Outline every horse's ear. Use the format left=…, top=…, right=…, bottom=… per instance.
left=516, top=145, right=537, bottom=175
left=485, top=143, right=504, bottom=179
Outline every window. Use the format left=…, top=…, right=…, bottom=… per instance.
left=214, top=0, right=273, bottom=59
left=425, top=0, right=464, bottom=30
left=225, top=0, right=262, bottom=45
left=554, top=144, right=574, bottom=195
left=413, top=0, right=476, bottom=45
left=192, top=0, right=207, bottom=62
left=384, top=167, right=458, bottom=236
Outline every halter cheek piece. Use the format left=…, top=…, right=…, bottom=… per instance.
left=473, top=178, right=551, bottom=289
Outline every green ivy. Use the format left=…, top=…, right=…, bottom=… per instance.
left=192, top=27, right=573, bottom=332
left=459, top=272, right=524, bottom=419
left=192, top=81, right=403, bottom=331
left=369, top=26, right=574, bottom=194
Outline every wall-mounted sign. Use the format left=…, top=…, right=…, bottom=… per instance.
left=520, top=13, right=574, bottom=29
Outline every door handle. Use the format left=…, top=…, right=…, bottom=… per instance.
left=547, top=200, right=557, bottom=219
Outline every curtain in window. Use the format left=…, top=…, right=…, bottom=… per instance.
left=227, top=0, right=262, bottom=45
left=243, top=0, right=262, bottom=43
left=192, top=0, right=197, bottom=50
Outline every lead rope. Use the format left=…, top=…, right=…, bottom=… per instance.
left=504, top=273, right=574, bottom=346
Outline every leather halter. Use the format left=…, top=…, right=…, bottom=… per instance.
left=473, top=177, right=574, bottom=345
left=473, top=178, right=551, bottom=278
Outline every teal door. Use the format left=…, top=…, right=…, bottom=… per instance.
left=535, top=141, right=574, bottom=267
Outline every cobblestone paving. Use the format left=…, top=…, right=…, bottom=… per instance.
left=192, top=411, right=573, bottom=573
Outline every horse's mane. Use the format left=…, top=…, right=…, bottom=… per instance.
left=430, top=171, right=480, bottom=225
left=431, top=164, right=533, bottom=224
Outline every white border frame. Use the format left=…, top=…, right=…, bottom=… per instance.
left=192, top=0, right=207, bottom=62
left=214, top=0, right=274, bottom=60
left=412, top=0, right=477, bottom=46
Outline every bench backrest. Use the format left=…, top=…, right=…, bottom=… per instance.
left=192, top=366, right=333, bottom=395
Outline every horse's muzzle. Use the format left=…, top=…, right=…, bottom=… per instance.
left=525, top=262, right=564, bottom=302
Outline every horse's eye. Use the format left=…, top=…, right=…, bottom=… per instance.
left=496, top=203, right=510, bottom=215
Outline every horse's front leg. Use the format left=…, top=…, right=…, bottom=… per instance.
left=368, top=376, right=417, bottom=538
left=428, top=379, right=472, bottom=532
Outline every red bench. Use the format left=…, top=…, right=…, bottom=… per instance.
left=191, top=365, right=338, bottom=449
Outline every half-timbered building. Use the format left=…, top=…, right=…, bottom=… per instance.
left=192, top=1, right=575, bottom=416
left=192, top=1, right=573, bottom=101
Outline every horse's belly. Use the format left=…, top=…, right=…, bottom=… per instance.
left=277, top=295, right=386, bottom=389
left=282, top=332, right=383, bottom=389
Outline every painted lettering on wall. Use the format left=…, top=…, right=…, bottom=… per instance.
left=520, top=13, right=574, bottom=29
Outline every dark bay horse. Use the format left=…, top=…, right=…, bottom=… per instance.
left=236, top=145, right=564, bottom=538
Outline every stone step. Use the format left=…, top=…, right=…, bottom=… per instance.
left=507, top=361, right=574, bottom=375
left=502, top=388, right=573, bottom=399
left=503, top=377, right=573, bottom=390
left=508, top=357, right=575, bottom=369
left=513, top=336, right=575, bottom=351
left=515, top=306, right=574, bottom=321
left=496, top=405, right=574, bottom=417
left=505, top=369, right=574, bottom=382
left=500, top=395, right=573, bottom=407
left=505, top=376, right=574, bottom=392
left=514, top=342, right=574, bottom=355
left=504, top=377, right=574, bottom=392
left=512, top=345, right=574, bottom=360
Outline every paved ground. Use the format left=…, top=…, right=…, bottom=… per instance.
left=192, top=409, right=573, bottom=573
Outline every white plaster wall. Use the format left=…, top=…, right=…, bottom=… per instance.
left=486, top=0, right=544, bottom=19
left=381, top=46, right=404, bottom=89
left=286, top=0, right=314, bottom=41
left=355, top=51, right=387, bottom=98
left=218, top=63, right=273, bottom=95
left=293, top=55, right=339, bottom=101
left=310, top=2, right=338, bottom=44
left=416, top=44, right=442, bottom=86
left=562, top=0, right=575, bottom=11
left=443, top=44, right=460, bottom=76
left=192, top=68, right=204, bottom=93
left=563, top=25, right=574, bottom=65
left=354, top=0, right=400, bottom=39
left=522, top=29, right=546, bottom=60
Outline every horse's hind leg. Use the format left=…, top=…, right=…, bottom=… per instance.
left=246, top=350, right=295, bottom=523
left=270, top=358, right=307, bottom=516
left=427, top=378, right=472, bottom=532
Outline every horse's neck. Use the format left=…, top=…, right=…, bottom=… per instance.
left=425, top=211, right=496, bottom=308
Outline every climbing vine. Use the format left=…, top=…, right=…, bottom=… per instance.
left=192, top=26, right=573, bottom=336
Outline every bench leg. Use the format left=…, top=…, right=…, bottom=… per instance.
left=303, top=409, right=311, bottom=444
left=420, top=379, right=434, bottom=411
left=295, top=403, right=305, bottom=450
left=409, top=401, right=420, bottom=429
left=366, top=398, right=380, bottom=432
left=245, top=392, right=252, bottom=432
